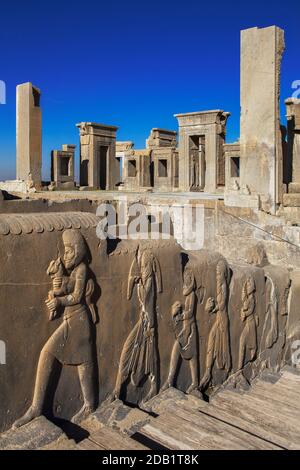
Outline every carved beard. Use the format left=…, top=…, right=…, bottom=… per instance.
left=64, top=258, right=75, bottom=270
left=64, top=247, right=79, bottom=270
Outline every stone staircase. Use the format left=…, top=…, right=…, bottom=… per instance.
left=1, top=367, right=300, bottom=450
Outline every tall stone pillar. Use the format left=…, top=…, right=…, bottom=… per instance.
left=16, top=82, right=42, bottom=186
left=239, top=26, right=285, bottom=213
left=285, top=98, right=300, bottom=192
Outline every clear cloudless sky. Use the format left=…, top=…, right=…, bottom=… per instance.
left=0, top=0, right=299, bottom=180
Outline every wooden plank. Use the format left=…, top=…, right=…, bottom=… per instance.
left=148, top=390, right=287, bottom=449
left=280, top=370, right=300, bottom=384
left=167, top=405, right=279, bottom=450
left=279, top=371, right=300, bottom=387
left=140, top=422, right=192, bottom=450
left=140, top=410, right=276, bottom=450
left=212, top=391, right=300, bottom=449
left=141, top=412, right=216, bottom=450
left=216, top=390, right=300, bottom=427
left=251, top=381, right=300, bottom=411
left=195, top=400, right=290, bottom=450
left=89, top=426, right=149, bottom=450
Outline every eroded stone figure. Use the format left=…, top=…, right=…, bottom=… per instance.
left=162, top=267, right=202, bottom=397
left=190, top=150, right=199, bottom=188
left=252, top=275, right=291, bottom=377
left=262, top=276, right=278, bottom=350
left=200, top=259, right=231, bottom=390
left=237, top=276, right=257, bottom=371
left=111, top=246, right=162, bottom=405
left=13, top=229, right=97, bottom=428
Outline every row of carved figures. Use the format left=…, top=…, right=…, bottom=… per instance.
left=12, top=230, right=290, bottom=428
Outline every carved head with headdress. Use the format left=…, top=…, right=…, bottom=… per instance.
left=62, top=229, right=88, bottom=270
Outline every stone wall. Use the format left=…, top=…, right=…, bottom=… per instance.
left=0, top=210, right=295, bottom=432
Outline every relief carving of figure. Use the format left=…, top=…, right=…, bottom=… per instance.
left=262, top=276, right=278, bottom=350
left=13, top=229, right=97, bottom=428
left=237, top=276, right=257, bottom=371
left=190, top=150, right=199, bottom=188
left=252, top=275, right=291, bottom=377
left=200, top=259, right=231, bottom=391
left=111, top=246, right=162, bottom=405
left=162, top=267, right=202, bottom=397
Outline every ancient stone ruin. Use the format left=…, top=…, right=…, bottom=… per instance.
left=1, top=25, right=300, bottom=450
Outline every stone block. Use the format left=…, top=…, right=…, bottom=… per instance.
left=16, top=82, right=42, bottom=186
left=240, top=26, right=285, bottom=213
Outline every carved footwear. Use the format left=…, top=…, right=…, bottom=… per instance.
left=199, top=371, right=211, bottom=391
left=186, top=382, right=203, bottom=399
left=105, top=391, right=119, bottom=404
left=139, top=400, right=153, bottom=413
left=143, top=383, right=157, bottom=403
left=71, top=404, right=94, bottom=424
left=160, top=381, right=172, bottom=392
left=189, top=388, right=204, bottom=400
left=12, top=406, right=40, bottom=429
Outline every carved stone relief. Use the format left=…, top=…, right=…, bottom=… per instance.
left=252, top=271, right=291, bottom=377
left=162, top=266, right=202, bottom=398
left=13, top=229, right=98, bottom=428
left=237, top=276, right=257, bottom=373
left=200, top=259, right=232, bottom=391
left=110, top=246, right=162, bottom=406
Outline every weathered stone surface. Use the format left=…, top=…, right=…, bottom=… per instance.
left=224, top=193, right=260, bottom=209
left=286, top=98, right=300, bottom=187
left=122, top=149, right=152, bottom=190
left=39, top=435, right=77, bottom=450
left=239, top=26, right=285, bottom=214
left=16, top=83, right=42, bottom=187
left=146, top=128, right=177, bottom=149
left=0, top=211, right=98, bottom=235
left=83, top=399, right=150, bottom=436
left=0, top=417, right=63, bottom=450
left=288, top=182, right=300, bottom=193
left=51, top=144, right=76, bottom=188
left=283, top=193, right=300, bottom=207
left=175, top=110, right=230, bottom=193
left=77, top=122, right=119, bottom=190
left=0, top=179, right=29, bottom=193
left=151, top=147, right=179, bottom=191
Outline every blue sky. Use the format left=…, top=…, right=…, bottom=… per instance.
left=0, top=0, right=299, bottom=180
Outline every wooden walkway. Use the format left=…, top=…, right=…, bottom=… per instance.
left=1, top=368, right=300, bottom=450
left=136, top=369, right=300, bottom=450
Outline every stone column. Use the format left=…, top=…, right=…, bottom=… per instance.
left=239, top=26, right=285, bottom=213
left=16, top=83, right=42, bottom=186
left=285, top=98, right=300, bottom=192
